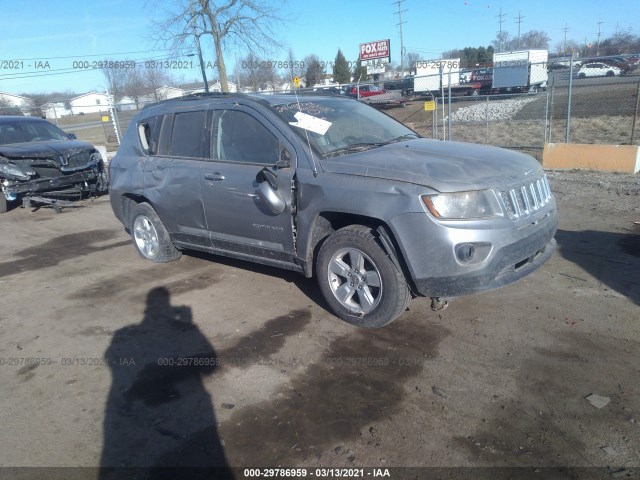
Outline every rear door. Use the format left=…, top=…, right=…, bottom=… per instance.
left=200, top=104, right=297, bottom=262
left=142, top=109, right=211, bottom=248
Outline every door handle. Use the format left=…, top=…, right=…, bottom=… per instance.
left=204, top=173, right=225, bottom=181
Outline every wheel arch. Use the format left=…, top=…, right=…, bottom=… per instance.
left=121, top=193, right=153, bottom=231
left=303, top=211, right=417, bottom=295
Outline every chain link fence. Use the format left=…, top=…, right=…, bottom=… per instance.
left=60, top=55, right=640, bottom=159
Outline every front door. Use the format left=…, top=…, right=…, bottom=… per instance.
left=200, top=105, right=297, bottom=262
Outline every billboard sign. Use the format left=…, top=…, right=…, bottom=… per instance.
left=360, top=39, right=390, bottom=61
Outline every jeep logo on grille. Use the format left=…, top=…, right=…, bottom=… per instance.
left=59, top=155, right=68, bottom=166
left=524, top=168, right=533, bottom=176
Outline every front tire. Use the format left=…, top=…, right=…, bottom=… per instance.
left=316, top=225, right=411, bottom=328
left=130, top=202, right=181, bottom=263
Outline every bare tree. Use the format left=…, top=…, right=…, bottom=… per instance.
left=102, top=67, right=128, bottom=100
left=519, top=30, right=550, bottom=49
left=404, top=51, right=423, bottom=72
left=492, top=30, right=550, bottom=51
left=123, top=69, right=148, bottom=109
left=284, top=49, right=305, bottom=84
left=144, top=69, right=175, bottom=101
left=554, top=39, right=580, bottom=56
left=153, top=0, right=285, bottom=93
left=235, top=52, right=276, bottom=92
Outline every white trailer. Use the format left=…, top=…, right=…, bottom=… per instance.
left=412, top=58, right=480, bottom=96
left=492, top=50, right=548, bottom=92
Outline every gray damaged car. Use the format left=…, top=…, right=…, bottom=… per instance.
left=109, top=93, right=557, bottom=327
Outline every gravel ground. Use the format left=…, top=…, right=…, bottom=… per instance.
left=0, top=169, right=638, bottom=480
left=448, top=97, right=540, bottom=122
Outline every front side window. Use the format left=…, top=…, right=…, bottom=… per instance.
left=212, top=110, right=278, bottom=164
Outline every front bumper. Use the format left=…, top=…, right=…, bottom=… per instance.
left=3, top=169, right=99, bottom=196
left=412, top=216, right=557, bottom=298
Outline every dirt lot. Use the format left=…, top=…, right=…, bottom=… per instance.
left=0, top=170, right=638, bottom=479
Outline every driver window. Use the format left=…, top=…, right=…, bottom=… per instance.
left=212, top=110, right=278, bottom=164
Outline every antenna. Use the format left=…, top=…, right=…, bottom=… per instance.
left=393, top=0, right=407, bottom=73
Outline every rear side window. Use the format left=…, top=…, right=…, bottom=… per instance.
left=170, top=110, right=207, bottom=158
left=137, top=116, right=161, bottom=155
left=212, top=110, right=278, bottom=164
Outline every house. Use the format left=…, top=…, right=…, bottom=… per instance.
left=116, top=96, right=139, bottom=112
left=69, top=92, right=110, bottom=115
left=0, top=92, right=35, bottom=115
left=41, top=100, right=72, bottom=119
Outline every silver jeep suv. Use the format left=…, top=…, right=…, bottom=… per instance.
left=109, top=93, right=557, bottom=327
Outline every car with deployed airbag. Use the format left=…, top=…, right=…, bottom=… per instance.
left=109, top=93, right=557, bottom=327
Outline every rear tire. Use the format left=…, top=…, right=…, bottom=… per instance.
left=130, top=202, right=181, bottom=263
left=316, top=225, right=411, bottom=328
left=578, top=73, right=586, bottom=79
left=606, top=70, right=614, bottom=77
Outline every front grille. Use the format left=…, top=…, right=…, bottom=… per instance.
left=500, top=175, right=552, bottom=221
left=64, top=151, right=93, bottom=169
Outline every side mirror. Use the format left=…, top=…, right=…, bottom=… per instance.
left=256, top=167, right=285, bottom=215
left=67, top=133, right=77, bottom=139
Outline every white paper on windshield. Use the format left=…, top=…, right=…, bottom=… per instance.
left=288, top=111, right=331, bottom=135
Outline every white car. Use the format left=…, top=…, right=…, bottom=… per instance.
left=576, top=62, right=622, bottom=78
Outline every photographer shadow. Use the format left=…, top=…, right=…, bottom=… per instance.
left=100, top=287, right=233, bottom=480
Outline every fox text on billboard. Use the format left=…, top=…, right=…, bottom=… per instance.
left=359, top=40, right=390, bottom=61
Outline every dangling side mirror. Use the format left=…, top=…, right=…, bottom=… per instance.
left=256, top=167, right=285, bottom=215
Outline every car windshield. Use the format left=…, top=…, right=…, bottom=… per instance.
left=271, top=98, right=419, bottom=158
left=0, top=120, right=70, bottom=145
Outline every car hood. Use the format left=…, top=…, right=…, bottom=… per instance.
left=320, top=139, right=544, bottom=192
left=0, top=140, right=96, bottom=160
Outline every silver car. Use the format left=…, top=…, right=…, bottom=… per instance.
left=109, top=93, right=557, bottom=327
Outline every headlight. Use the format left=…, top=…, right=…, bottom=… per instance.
left=422, top=190, right=503, bottom=220
left=0, top=162, right=35, bottom=181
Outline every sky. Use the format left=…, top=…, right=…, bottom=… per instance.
left=1, top=0, right=638, bottom=96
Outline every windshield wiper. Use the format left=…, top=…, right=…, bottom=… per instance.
left=388, top=133, right=420, bottom=143
left=323, top=142, right=388, bottom=158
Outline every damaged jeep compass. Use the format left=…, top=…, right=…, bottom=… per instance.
left=109, top=93, right=557, bottom=327
left=0, top=116, right=107, bottom=213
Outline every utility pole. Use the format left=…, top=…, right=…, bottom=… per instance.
left=515, top=11, right=525, bottom=49
left=562, top=24, right=570, bottom=55
left=393, top=0, right=407, bottom=73
left=497, top=7, right=507, bottom=52
left=596, top=19, right=604, bottom=56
